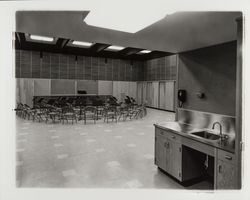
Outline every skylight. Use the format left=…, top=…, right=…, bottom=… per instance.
left=83, top=6, right=175, bottom=33
left=30, top=35, right=54, bottom=42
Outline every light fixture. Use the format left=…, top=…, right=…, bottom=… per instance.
left=84, top=7, right=175, bottom=33
left=106, top=45, right=124, bottom=51
left=138, top=50, right=152, bottom=54
left=72, top=40, right=93, bottom=47
left=30, top=34, right=54, bottom=42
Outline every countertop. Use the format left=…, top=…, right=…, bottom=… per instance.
left=154, top=121, right=235, bottom=153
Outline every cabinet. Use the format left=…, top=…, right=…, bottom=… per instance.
left=155, top=125, right=237, bottom=189
left=215, top=149, right=237, bottom=189
left=155, top=127, right=187, bottom=181
left=155, top=126, right=212, bottom=183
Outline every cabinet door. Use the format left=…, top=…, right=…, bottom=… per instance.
left=216, top=160, right=237, bottom=189
left=155, top=134, right=168, bottom=171
left=167, top=140, right=182, bottom=181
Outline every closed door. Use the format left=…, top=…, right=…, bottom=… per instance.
left=142, top=82, right=147, bottom=105
left=155, top=134, right=168, bottom=171
left=216, top=160, right=237, bottom=189
left=168, top=140, right=182, bottom=181
left=152, top=82, right=159, bottom=108
left=137, top=82, right=143, bottom=105
left=159, top=82, right=166, bottom=109
left=165, top=81, right=175, bottom=111
left=147, top=82, right=153, bottom=106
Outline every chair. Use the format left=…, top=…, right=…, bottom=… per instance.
left=45, top=106, right=61, bottom=123
left=104, top=106, right=117, bottom=123
left=82, top=106, right=97, bottom=124
left=60, top=106, right=77, bottom=124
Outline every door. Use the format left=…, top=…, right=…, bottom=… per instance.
left=137, top=82, right=143, bottom=105
left=159, top=82, right=166, bottom=109
left=165, top=81, right=175, bottom=111
left=155, top=134, right=168, bottom=171
left=146, top=82, right=153, bottom=107
left=142, top=82, right=147, bottom=105
left=168, top=140, right=182, bottom=181
left=216, top=160, right=237, bottom=189
left=152, top=82, right=159, bottom=108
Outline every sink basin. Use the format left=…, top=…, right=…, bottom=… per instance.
left=190, top=130, right=220, bottom=140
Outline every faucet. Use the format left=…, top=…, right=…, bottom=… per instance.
left=212, top=122, right=227, bottom=141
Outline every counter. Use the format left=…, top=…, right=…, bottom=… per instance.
left=154, top=121, right=235, bottom=153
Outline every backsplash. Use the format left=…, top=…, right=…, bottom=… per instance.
left=177, top=108, right=236, bottom=135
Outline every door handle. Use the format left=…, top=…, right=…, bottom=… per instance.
left=171, top=136, right=176, bottom=139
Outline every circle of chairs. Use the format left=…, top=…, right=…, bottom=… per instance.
left=15, top=97, right=147, bottom=124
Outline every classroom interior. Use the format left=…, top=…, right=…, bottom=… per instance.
left=14, top=11, right=243, bottom=189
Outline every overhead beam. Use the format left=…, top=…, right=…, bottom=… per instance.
left=56, top=38, right=70, bottom=49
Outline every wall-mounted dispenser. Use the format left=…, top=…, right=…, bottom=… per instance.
left=196, top=92, right=205, bottom=99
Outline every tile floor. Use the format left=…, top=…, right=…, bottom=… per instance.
left=16, top=108, right=213, bottom=189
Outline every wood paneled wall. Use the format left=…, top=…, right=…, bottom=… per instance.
left=15, top=50, right=144, bottom=81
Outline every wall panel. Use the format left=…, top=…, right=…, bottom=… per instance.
left=152, top=82, right=159, bottom=108
left=128, top=82, right=137, bottom=100
left=50, top=54, right=59, bottom=79
left=98, top=81, right=113, bottom=95
left=34, top=79, right=50, bottom=96
left=165, top=81, right=175, bottom=111
left=98, top=57, right=106, bottom=80
left=77, top=80, right=98, bottom=94
left=137, top=82, right=143, bottom=105
left=84, top=57, right=91, bottom=80
left=16, top=78, right=34, bottom=107
left=20, top=50, right=31, bottom=78
left=76, top=56, right=84, bottom=79
left=92, top=57, right=99, bottom=80
left=41, top=52, right=50, bottom=79
left=59, top=54, right=68, bottom=79
left=15, top=50, right=21, bottom=78
left=31, top=51, right=41, bottom=78
left=51, top=79, right=75, bottom=95
left=68, top=55, right=76, bottom=79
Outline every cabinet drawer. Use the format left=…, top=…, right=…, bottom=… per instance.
left=217, top=149, right=235, bottom=164
left=155, top=127, right=167, bottom=137
left=165, top=131, right=181, bottom=142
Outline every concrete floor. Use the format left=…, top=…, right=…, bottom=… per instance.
left=16, top=108, right=213, bottom=189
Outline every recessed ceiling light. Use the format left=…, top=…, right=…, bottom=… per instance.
left=72, top=40, right=93, bottom=47
left=30, top=35, right=54, bottom=42
left=139, top=50, right=152, bottom=54
left=106, top=45, right=125, bottom=51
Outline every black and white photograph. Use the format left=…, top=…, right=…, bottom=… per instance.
left=0, top=0, right=250, bottom=200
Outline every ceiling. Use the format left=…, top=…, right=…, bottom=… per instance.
left=16, top=11, right=241, bottom=58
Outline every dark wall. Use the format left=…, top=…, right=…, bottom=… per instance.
left=16, top=50, right=177, bottom=82
left=178, top=41, right=237, bottom=116
left=15, top=50, right=144, bottom=81
left=143, top=55, right=177, bottom=81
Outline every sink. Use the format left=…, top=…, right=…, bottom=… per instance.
left=190, top=130, right=220, bottom=140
